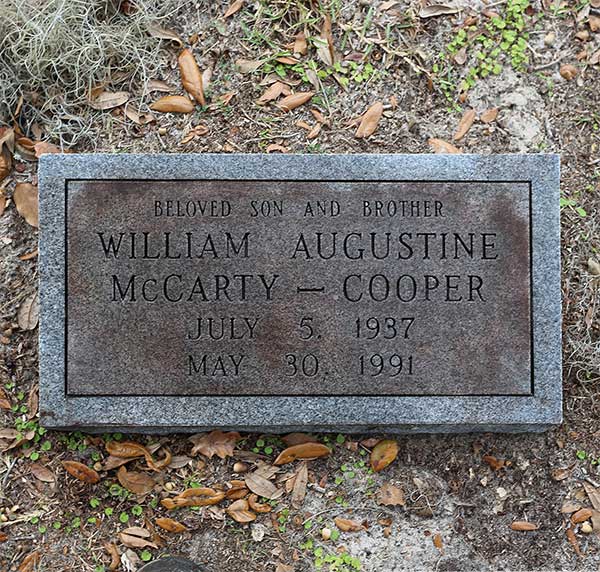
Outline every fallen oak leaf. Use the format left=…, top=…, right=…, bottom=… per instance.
left=370, top=439, right=398, bottom=472
left=33, top=141, right=62, bottom=157
left=224, top=0, right=243, bottom=17
left=178, top=49, right=205, bottom=106
left=480, top=107, right=499, bottom=123
left=17, top=293, right=39, bottom=331
left=245, top=472, right=283, bottom=500
left=510, top=521, right=539, bottom=531
left=571, top=508, right=593, bottom=524
left=104, top=543, right=120, bottom=571
left=256, top=81, right=291, bottom=104
left=155, top=517, right=187, bottom=533
left=291, top=462, right=308, bottom=508
left=147, top=24, right=183, bottom=48
left=88, top=91, right=130, bottom=111
left=236, top=58, right=264, bottom=74
left=30, top=462, right=56, bottom=483
left=13, top=183, right=38, bottom=227
left=453, top=108, right=476, bottom=141
left=334, top=517, right=364, bottom=532
left=119, top=527, right=157, bottom=549
left=62, top=460, right=100, bottom=484
left=566, top=526, right=583, bottom=557
left=117, top=465, right=155, bottom=495
left=277, top=92, right=314, bottom=112
left=248, top=494, right=272, bottom=513
left=428, top=138, right=461, bottom=154
left=355, top=102, right=384, bottom=138
left=18, top=551, right=40, bottom=572
left=150, top=95, right=194, bottom=113
left=294, top=31, right=308, bottom=55
left=377, top=482, right=405, bottom=506
left=282, top=433, right=319, bottom=446
left=190, top=430, right=241, bottom=459
left=226, top=498, right=257, bottom=523
left=274, top=442, right=330, bottom=465
left=161, top=487, right=225, bottom=509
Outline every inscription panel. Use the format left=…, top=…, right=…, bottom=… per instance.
left=65, top=179, right=531, bottom=397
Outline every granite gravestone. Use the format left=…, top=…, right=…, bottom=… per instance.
left=39, top=154, right=561, bottom=432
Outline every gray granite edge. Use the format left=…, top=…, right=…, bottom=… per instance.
left=38, top=153, right=562, bottom=433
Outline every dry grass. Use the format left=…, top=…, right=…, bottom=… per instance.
left=0, top=0, right=190, bottom=145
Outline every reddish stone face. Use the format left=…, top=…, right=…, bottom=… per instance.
left=65, top=179, right=532, bottom=398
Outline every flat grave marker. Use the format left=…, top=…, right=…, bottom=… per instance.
left=39, top=153, right=561, bottom=432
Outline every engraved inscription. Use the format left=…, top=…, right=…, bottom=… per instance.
left=65, top=180, right=532, bottom=397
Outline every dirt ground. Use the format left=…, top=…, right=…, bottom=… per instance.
left=1, top=0, right=600, bottom=571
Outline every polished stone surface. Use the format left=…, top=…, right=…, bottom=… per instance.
left=39, top=154, right=562, bottom=432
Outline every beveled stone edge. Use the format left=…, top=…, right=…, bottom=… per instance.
left=38, top=153, right=562, bottom=433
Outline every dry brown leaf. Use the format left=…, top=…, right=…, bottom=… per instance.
left=560, top=64, right=578, bottom=80
left=34, top=141, right=62, bottom=157
left=0, top=387, right=11, bottom=410
left=236, top=59, right=264, bottom=73
left=117, top=466, right=154, bottom=495
left=18, top=551, right=40, bottom=572
left=0, top=191, right=5, bottom=216
left=583, top=482, right=600, bottom=510
left=428, top=138, right=461, bottom=154
left=482, top=455, right=506, bottom=471
left=275, top=564, right=294, bottom=572
left=155, top=517, right=187, bottom=533
left=316, top=15, right=335, bottom=66
left=227, top=498, right=257, bottom=523
left=377, top=482, right=405, bottom=506
left=124, top=107, right=155, bottom=125
left=589, top=15, right=600, bottom=31
left=19, top=249, right=38, bottom=261
left=106, top=440, right=148, bottom=459
left=89, top=91, right=130, bottom=110
left=291, top=462, right=308, bottom=508
left=355, top=102, right=384, bottom=138
left=178, top=49, right=205, bottom=105
left=265, top=143, right=288, bottom=153
left=480, top=107, right=499, bottom=124
left=14, top=183, right=38, bottom=227
left=119, top=527, right=157, bottom=549
left=17, top=293, right=39, bottom=331
left=274, top=442, right=330, bottom=465
left=147, top=24, right=183, bottom=47
left=370, top=439, right=398, bottom=472
left=150, top=95, right=194, bottom=113
left=278, top=92, right=314, bottom=112
left=189, top=430, right=241, bottom=459
left=30, top=462, right=55, bottom=483
left=161, top=488, right=225, bottom=509
left=147, top=79, right=174, bottom=92
left=510, top=521, right=538, bottom=531
left=334, top=517, right=364, bottom=532
left=282, top=433, right=318, bottom=446
left=104, top=543, right=120, bottom=571
left=248, top=494, right=272, bottom=513
left=15, top=137, right=36, bottom=161
left=62, top=460, right=100, bottom=484
left=453, top=108, right=476, bottom=141
left=245, top=472, right=283, bottom=500
left=566, top=526, right=583, bottom=557
left=571, top=508, right=593, bottom=524
left=433, top=533, right=444, bottom=553
left=257, top=82, right=290, bottom=104
left=419, top=3, right=461, bottom=18
left=294, top=32, right=308, bottom=55
left=276, top=56, right=300, bottom=65
left=224, top=0, right=244, bottom=17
